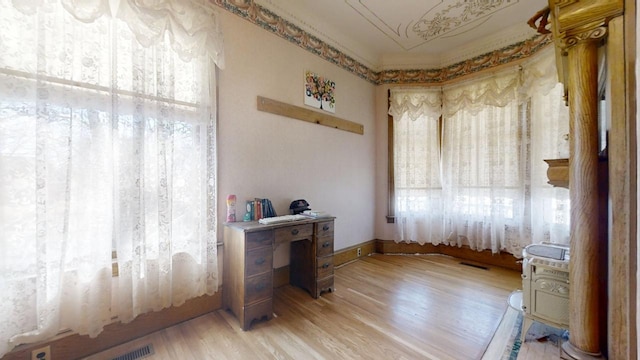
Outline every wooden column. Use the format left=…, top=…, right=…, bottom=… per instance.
left=561, top=35, right=604, bottom=359
left=546, top=0, right=633, bottom=358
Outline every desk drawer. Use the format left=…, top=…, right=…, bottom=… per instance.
left=316, top=220, right=334, bottom=237
left=316, top=256, right=334, bottom=279
left=246, top=230, right=274, bottom=250
left=246, top=247, right=272, bottom=276
left=245, top=272, right=273, bottom=304
left=316, top=235, right=334, bottom=257
left=275, top=223, right=313, bottom=242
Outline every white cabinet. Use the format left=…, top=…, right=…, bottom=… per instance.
left=521, top=243, right=570, bottom=341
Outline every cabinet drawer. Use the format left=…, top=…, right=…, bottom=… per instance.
left=245, top=272, right=273, bottom=304
left=246, top=230, right=274, bottom=250
left=316, top=256, right=334, bottom=279
left=246, top=247, right=273, bottom=276
left=275, top=223, right=313, bottom=242
left=316, top=235, right=334, bottom=257
left=316, top=220, right=334, bottom=237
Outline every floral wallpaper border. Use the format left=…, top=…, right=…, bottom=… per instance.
left=210, top=0, right=552, bottom=85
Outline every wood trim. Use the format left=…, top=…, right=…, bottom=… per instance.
left=387, top=89, right=396, bottom=224
left=334, top=241, right=377, bottom=267
left=2, top=292, right=222, bottom=360
left=608, top=8, right=637, bottom=360
left=544, top=158, right=570, bottom=188
left=375, top=240, right=521, bottom=271
left=256, top=96, right=364, bottom=135
left=332, top=239, right=520, bottom=271
left=551, top=0, right=624, bottom=39
left=622, top=2, right=638, bottom=359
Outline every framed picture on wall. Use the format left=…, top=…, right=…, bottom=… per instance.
left=304, top=70, right=336, bottom=113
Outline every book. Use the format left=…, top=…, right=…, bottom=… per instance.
left=254, top=198, right=262, bottom=220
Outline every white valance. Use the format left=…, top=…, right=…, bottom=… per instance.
left=12, top=0, right=225, bottom=68
left=520, top=46, right=562, bottom=98
left=388, top=87, right=442, bottom=120
left=442, top=69, right=520, bottom=117
left=389, top=46, right=561, bottom=120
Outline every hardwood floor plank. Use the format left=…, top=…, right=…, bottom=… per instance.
left=85, top=254, right=524, bottom=360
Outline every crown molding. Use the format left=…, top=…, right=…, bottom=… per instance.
left=211, top=0, right=552, bottom=85
left=253, top=0, right=379, bottom=70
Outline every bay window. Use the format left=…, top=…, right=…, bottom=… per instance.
left=389, top=47, right=570, bottom=256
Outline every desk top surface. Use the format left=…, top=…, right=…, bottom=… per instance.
left=224, top=217, right=335, bottom=232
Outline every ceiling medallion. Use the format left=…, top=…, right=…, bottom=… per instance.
left=413, top=0, right=518, bottom=41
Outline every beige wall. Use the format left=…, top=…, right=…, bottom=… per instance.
left=217, top=12, right=377, bottom=266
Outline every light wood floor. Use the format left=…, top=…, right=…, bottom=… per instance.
left=85, top=254, right=560, bottom=360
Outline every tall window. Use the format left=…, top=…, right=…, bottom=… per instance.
left=389, top=48, right=570, bottom=256
left=389, top=88, right=445, bottom=244
left=0, top=0, right=224, bottom=356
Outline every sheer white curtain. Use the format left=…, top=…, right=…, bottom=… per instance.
left=521, top=47, right=571, bottom=245
left=0, top=0, right=224, bottom=356
left=441, top=70, right=526, bottom=254
left=389, top=88, right=445, bottom=245
left=389, top=49, right=570, bottom=255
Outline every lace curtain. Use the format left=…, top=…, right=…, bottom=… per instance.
left=442, top=69, right=520, bottom=117
left=391, top=88, right=445, bottom=245
left=441, top=100, right=525, bottom=254
left=0, top=0, right=223, bottom=356
left=521, top=48, right=571, bottom=245
left=390, top=47, right=570, bottom=255
left=388, top=87, right=442, bottom=120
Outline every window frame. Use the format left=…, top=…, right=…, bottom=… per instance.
left=387, top=89, right=443, bottom=223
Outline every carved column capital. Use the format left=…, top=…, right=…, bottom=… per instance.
left=561, top=25, right=608, bottom=49
left=548, top=0, right=622, bottom=50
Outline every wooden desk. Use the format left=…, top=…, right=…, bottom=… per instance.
left=223, top=217, right=335, bottom=330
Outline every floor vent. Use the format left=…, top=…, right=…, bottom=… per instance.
left=111, top=344, right=154, bottom=360
left=460, top=262, right=489, bottom=270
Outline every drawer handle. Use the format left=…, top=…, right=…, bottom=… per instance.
left=291, top=229, right=299, bottom=235
left=255, top=283, right=266, bottom=291
left=255, top=257, right=265, bottom=265
left=322, top=262, right=330, bottom=269
left=322, top=241, right=331, bottom=248
left=322, top=224, right=330, bottom=231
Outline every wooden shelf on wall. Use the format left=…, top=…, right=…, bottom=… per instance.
left=544, top=158, right=569, bottom=188
left=257, top=96, right=364, bottom=135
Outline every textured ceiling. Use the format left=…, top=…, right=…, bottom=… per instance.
left=255, top=0, right=548, bottom=70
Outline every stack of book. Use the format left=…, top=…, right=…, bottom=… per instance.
left=245, top=198, right=277, bottom=221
